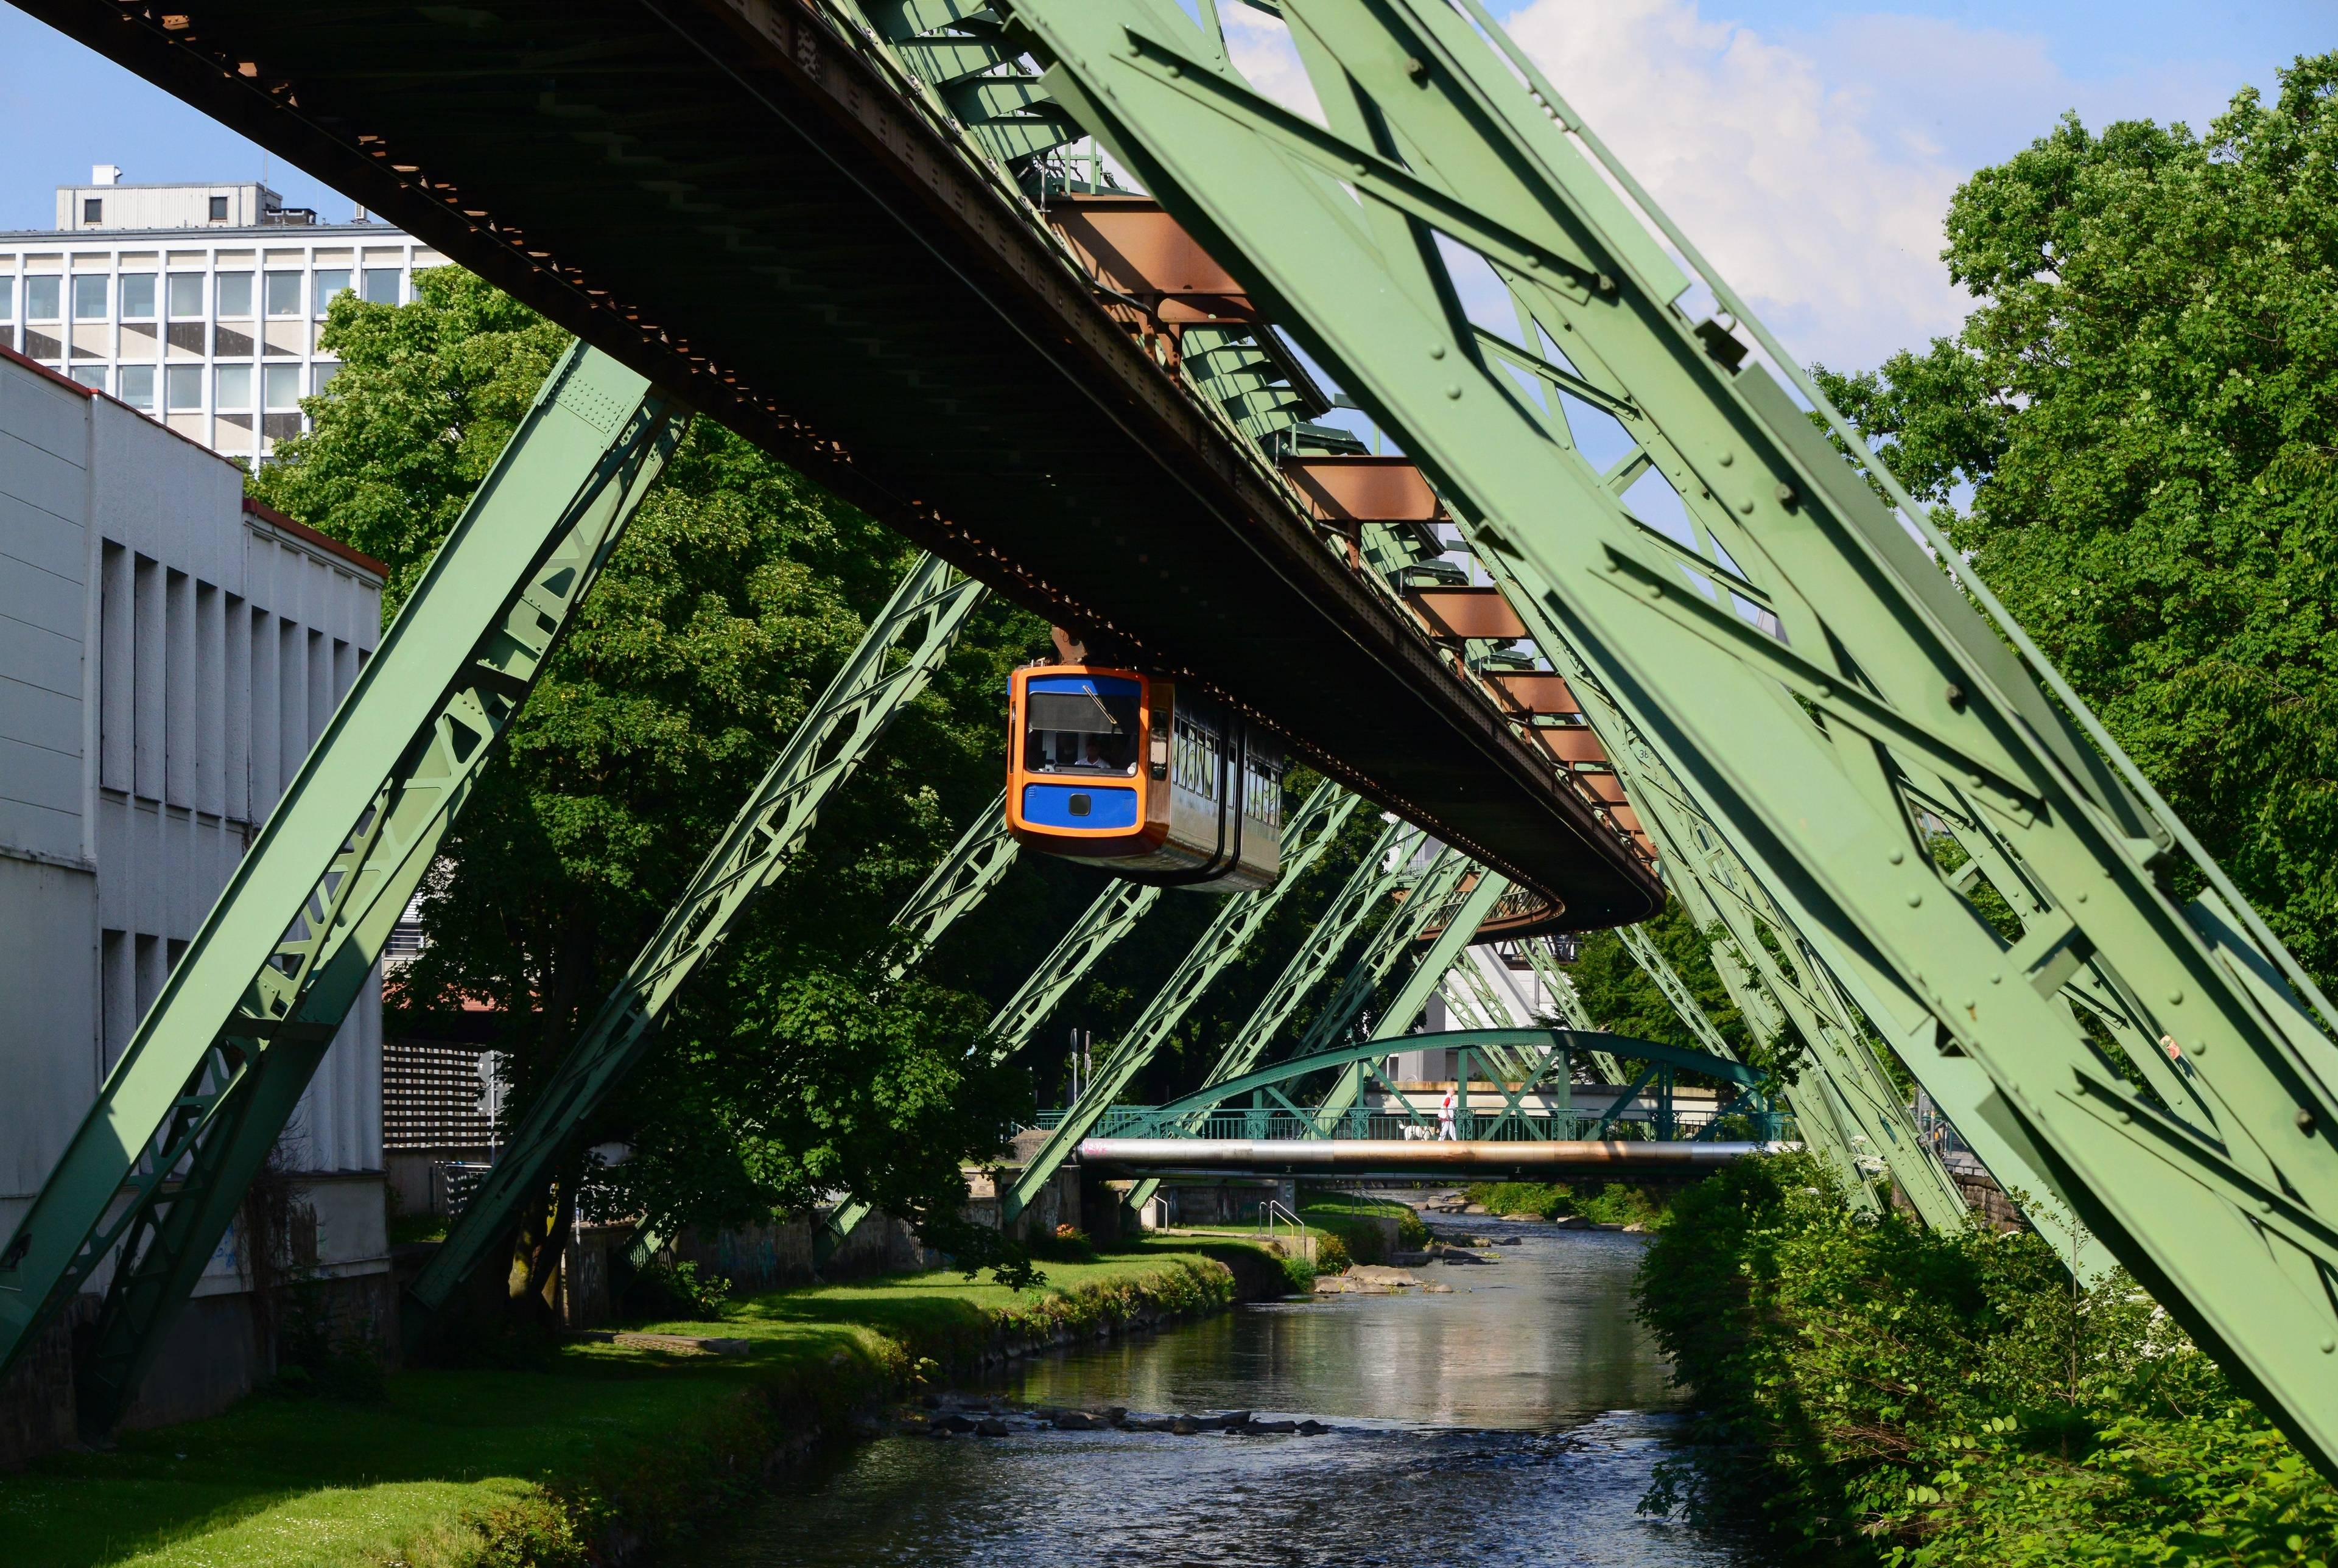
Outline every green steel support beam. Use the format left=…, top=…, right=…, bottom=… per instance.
left=1515, top=937, right=1624, bottom=1080
left=1617, top=925, right=1734, bottom=1065
left=0, top=346, right=681, bottom=1429
left=982, top=880, right=1160, bottom=1065
left=403, top=553, right=985, bottom=1339
left=813, top=796, right=1020, bottom=1262
left=880, top=793, right=1020, bottom=983
left=1315, top=866, right=1512, bottom=1122
left=1005, top=0, right=2338, bottom=1468
left=1002, top=782, right=1360, bottom=1221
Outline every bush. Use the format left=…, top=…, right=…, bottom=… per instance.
left=1279, top=1252, right=1318, bottom=1294
left=1635, top=1152, right=2338, bottom=1563
left=1312, top=1233, right=1351, bottom=1275
left=1394, top=1211, right=1430, bottom=1250
left=623, top=1259, right=732, bottom=1322
left=1034, top=1223, right=1099, bottom=1263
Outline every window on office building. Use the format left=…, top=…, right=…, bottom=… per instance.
left=262, top=363, right=301, bottom=411
left=166, top=273, right=203, bottom=318
left=120, top=363, right=155, bottom=410
left=215, top=364, right=253, bottom=411
left=208, top=195, right=228, bottom=222
left=311, top=361, right=341, bottom=397
left=165, top=363, right=202, bottom=411
left=72, top=275, right=108, bottom=320
left=69, top=365, right=107, bottom=392
left=83, top=198, right=102, bottom=224
left=264, top=272, right=302, bottom=317
left=216, top=273, right=254, bottom=318
left=119, top=273, right=155, bottom=319
left=26, top=276, right=60, bottom=321
left=313, top=270, right=351, bottom=315
left=360, top=268, right=401, bottom=306
left=0, top=277, right=14, bottom=321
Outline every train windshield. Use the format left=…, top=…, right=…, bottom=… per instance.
left=1023, top=676, right=1142, bottom=775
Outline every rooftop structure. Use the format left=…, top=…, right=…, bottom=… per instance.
left=0, top=169, right=438, bottom=472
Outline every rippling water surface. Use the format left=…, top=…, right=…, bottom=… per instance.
left=687, top=1213, right=1763, bottom=1568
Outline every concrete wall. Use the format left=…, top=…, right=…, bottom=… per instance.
left=0, top=349, right=392, bottom=1452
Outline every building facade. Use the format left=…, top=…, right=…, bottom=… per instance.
left=0, top=168, right=440, bottom=472
left=0, top=343, right=390, bottom=1444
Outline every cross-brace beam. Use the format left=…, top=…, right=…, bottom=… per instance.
left=402, top=552, right=984, bottom=1340
left=0, top=346, right=681, bottom=1430
left=1006, top=0, right=2338, bottom=1469
left=1001, top=782, right=1360, bottom=1221
left=879, top=792, right=1020, bottom=983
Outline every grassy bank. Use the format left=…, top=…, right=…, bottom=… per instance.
left=0, top=1238, right=1276, bottom=1568
left=1635, top=1152, right=2338, bottom=1565
left=1463, top=1180, right=1671, bottom=1229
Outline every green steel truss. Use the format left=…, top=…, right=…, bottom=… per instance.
left=880, top=793, right=1020, bottom=983
left=0, top=346, right=680, bottom=1429
left=1514, top=938, right=1623, bottom=1080
left=1315, top=863, right=1513, bottom=1122
left=403, top=553, right=985, bottom=1335
left=982, top=880, right=1160, bottom=1065
left=1001, top=781, right=1361, bottom=1220
left=1005, top=0, right=2338, bottom=1468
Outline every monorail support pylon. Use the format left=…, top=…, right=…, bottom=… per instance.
left=1005, top=0, right=2338, bottom=1471
left=0, top=346, right=683, bottom=1429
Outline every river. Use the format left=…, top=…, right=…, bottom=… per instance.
left=686, top=1209, right=1763, bottom=1568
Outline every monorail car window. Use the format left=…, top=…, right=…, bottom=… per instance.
left=1024, top=681, right=1141, bottom=775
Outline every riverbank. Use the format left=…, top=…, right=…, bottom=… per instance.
left=1635, top=1152, right=2338, bottom=1564
left=0, top=1238, right=1282, bottom=1568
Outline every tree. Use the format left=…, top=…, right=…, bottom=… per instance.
left=1814, top=54, right=2338, bottom=992
left=255, top=268, right=1047, bottom=1304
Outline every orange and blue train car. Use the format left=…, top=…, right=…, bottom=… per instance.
left=1005, top=664, right=1284, bottom=892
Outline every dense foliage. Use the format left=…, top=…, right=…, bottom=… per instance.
left=1464, top=1180, right=1669, bottom=1229
left=1637, top=1154, right=2338, bottom=1564
left=1815, top=53, right=2338, bottom=991
left=255, top=269, right=1046, bottom=1278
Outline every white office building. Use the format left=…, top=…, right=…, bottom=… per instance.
left=0, top=167, right=444, bottom=471
left=0, top=342, right=390, bottom=1449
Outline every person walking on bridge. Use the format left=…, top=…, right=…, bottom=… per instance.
left=1438, top=1086, right=1458, bottom=1141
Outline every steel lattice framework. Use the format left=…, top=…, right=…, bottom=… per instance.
left=1001, top=0, right=2338, bottom=1466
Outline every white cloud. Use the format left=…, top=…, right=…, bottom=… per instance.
left=1502, top=0, right=1976, bottom=370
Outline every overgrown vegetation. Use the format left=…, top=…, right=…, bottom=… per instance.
left=1466, top=1180, right=1672, bottom=1230
left=1295, top=1191, right=1428, bottom=1263
left=1636, top=1153, right=2338, bottom=1564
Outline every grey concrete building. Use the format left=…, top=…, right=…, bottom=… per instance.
left=0, top=341, right=390, bottom=1444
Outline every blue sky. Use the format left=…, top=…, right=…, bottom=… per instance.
left=4, top=0, right=2329, bottom=366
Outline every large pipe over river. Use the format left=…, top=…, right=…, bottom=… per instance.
left=1075, top=1139, right=1787, bottom=1178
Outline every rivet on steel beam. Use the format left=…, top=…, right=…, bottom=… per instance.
left=2168, top=987, right=2185, bottom=1005
left=1445, top=385, right=1462, bottom=399
left=1406, top=56, right=1429, bottom=80
left=1945, top=682, right=1966, bottom=710
left=1888, top=848, right=1904, bottom=864
left=2322, top=1337, right=2336, bottom=1354
left=1775, top=483, right=1797, bottom=506
left=1736, top=498, right=1755, bottom=514
left=1905, top=891, right=1922, bottom=908
left=2298, top=1109, right=2317, bottom=1135
left=1430, top=344, right=1446, bottom=359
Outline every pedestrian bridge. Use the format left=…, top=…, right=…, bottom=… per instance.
left=1075, top=1137, right=1778, bottom=1180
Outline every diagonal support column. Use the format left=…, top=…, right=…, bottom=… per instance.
left=0, top=345, right=683, bottom=1430
left=1002, top=782, right=1360, bottom=1222
left=403, top=553, right=985, bottom=1339
left=879, top=793, right=1020, bottom=984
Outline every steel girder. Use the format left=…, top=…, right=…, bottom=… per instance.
left=1005, top=0, right=2338, bottom=1468
left=1001, top=781, right=1361, bottom=1220
left=880, top=793, right=1020, bottom=983
left=402, top=553, right=985, bottom=1339
left=1315, top=863, right=1513, bottom=1122
left=0, top=346, right=681, bottom=1429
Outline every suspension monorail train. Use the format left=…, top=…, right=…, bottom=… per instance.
left=1006, top=664, right=1285, bottom=892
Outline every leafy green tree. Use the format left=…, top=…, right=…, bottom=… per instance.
left=255, top=269, right=1046, bottom=1304
left=1815, top=54, right=2338, bottom=990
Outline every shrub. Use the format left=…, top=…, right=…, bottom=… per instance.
left=1034, top=1224, right=1098, bottom=1263
left=1635, top=1152, right=2338, bottom=1563
left=623, top=1259, right=732, bottom=1322
left=1279, top=1253, right=1318, bottom=1294
left=1312, top=1232, right=1351, bottom=1275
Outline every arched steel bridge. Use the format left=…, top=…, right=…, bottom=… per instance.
left=2, top=0, right=2336, bottom=1483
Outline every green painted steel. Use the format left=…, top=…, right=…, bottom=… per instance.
left=815, top=795, right=1019, bottom=1264
left=880, top=793, right=1020, bottom=983
left=1124, top=815, right=1422, bottom=1215
left=1001, top=782, right=1361, bottom=1220
left=0, top=345, right=680, bottom=1428
left=1315, top=864, right=1513, bottom=1123
left=403, top=553, right=985, bottom=1339
left=1005, top=0, right=2338, bottom=1469
left=983, top=880, right=1160, bottom=1066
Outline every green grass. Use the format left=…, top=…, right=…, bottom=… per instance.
left=1464, top=1180, right=1671, bottom=1228
left=0, top=1239, right=1263, bottom=1568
